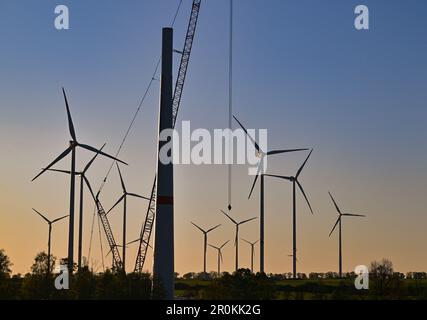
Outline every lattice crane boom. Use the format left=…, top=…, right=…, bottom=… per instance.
left=95, top=195, right=123, bottom=270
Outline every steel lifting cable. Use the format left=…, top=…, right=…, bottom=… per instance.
left=98, top=0, right=184, bottom=195
left=87, top=0, right=184, bottom=265
left=228, top=0, right=233, bottom=211
left=87, top=204, right=97, bottom=262
left=97, top=214, right=105, bottom=272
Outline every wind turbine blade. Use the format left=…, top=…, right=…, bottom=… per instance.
left=32, top=147, right=72, bottom=181
left=105, top=247, right=113, bottom=257
left=191, top=222, right=206, bottom=233
left=248, top=166, right=261, bottom=199
left=127, top=193, right=150, bottom=201
left=241, top=238, right=251, bottom=245
left=208, top=244, right=219, bottom=250
left=220, top=252, right=223, bottom=264
left=296, top=149, right=313, bottom=178
left=128, top=238, right=152, bottom=249
left=78, top=143, right=127, bottom=165
left=32, top=208, right=51, bottom=224
left=83, top=143, right=106, bottom=173
left=45, top=168, right=72, bottom=175
left=116, top=163, right=126, bottom=193
left=263, top=174, right=293, bottom=181
left=254, top=240, right=260, bottom=245
left=219, top=210, right=238, bottom=225
left=83, top=176, right=96, bottom=203
left=126, top=238, right=140, bottom=245
left=342, top=213, right=366, bottom=217
left=220, top=240, right=230, bottom=249
left=62, top=88, right=77, bottom=141
left=107, top=195, right=125, bottom=215
left=328, top=192, right=342, bottom=214
left=296, top=181, right=313, bottom=214
left=206, top=224, right=221, bottom=233
left=239, top=217, right=257, bottom=225
left=266, top=148, right=308, bottom=156
left=52, top=215, right=69, bottom=224
left=329, top=218, right=340, bottom=237
left=233, top=115, right=261, bottom=153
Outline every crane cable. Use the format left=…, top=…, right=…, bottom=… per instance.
left=98, top=0, right=183, bottom=196
left=87, top=0, right=184, bottom=264
left=228, top=0, right=233, bottom=211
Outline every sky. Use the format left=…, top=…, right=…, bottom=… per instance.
left=0, top=0, right=426, bottom=275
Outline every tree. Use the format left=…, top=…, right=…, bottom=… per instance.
left=370, top=258, right=399, bottom=297
left=0, top=249, right=12, bottom=276
left=202, top=269, right=276, bottom=300
left=31, top=252, right=56, bottom=275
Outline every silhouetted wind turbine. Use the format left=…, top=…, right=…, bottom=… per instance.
left=32, top=209, right=68, bottom=275
left=288, top=253, right=299, bottom=263
left=265, top=149, right=314, bottom=279
left=107, top=163, right=150, bottom=272
left=45, top=144, right=105, bottom=271
left=241, top=238, right=259, bottom=273
left=126, top=237, right=152, bottom=269
left=328, top=192, right=366, bottom=278
left=32, top=88, right=127, bottom=272
left=191, top=222, right=221, bottom=274
left=233, top=115, right=307, bottom=273
left=209, top=240, right=229, bottom=275
left=220, top=210, right=257, bottom=271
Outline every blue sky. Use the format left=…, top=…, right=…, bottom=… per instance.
left=0, top=0, right=426, bottom=274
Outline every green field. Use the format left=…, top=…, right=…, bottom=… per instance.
left=175, top=277, right=427, bottom=300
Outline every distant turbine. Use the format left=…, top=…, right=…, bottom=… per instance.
left=45, top=144, right=105, bottom=271
left=209, top=240, right=229, bottom=275
left=287, top=253, right=299, bottom=263
left=241, top=238, right=259, bottom=273
left=32, top=209, right=68, bottom=275
left=106, top=244, right=124, bottom=268
left=191, top=222, right=221, bottom=274
left=265, top=149, right=314, bottom=279
left=233, top=115, right=307, bottom=273
left=127, top=237, right=152, bottom=272
left=219, top=210, right=257, bottom=271
left=32, top=88, right=127, bottom=272
left=328, top=192, right=366, bottom=278
left=107, top=163, right=150, bottom=272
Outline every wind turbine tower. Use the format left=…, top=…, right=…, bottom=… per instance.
left=153, top=27, right=174, bottom=299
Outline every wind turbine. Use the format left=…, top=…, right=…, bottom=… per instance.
left=287, top=253, right=299, bottom=263
left=328, top=192, right=366, bottom=278
left=233, top=115, right=307, bottom=273
left=191, top=222, right=221, bottom=274
left=45, top=144, right=105, bottom=271
left=219, top=210, right=257, bottom=271
left=32, top=209, right=68, bottom=275
left=241, top=238, right=259, bottom=273
left=209, top=240, right=229, bottom=275
left=107, top=163, right=150, bottom=272
left=32, top=88, right=127, bottom=272
left=265, top=149, right=314, bottom=279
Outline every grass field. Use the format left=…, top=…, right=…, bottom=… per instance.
left=175, top=278, right=427, bottom=300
